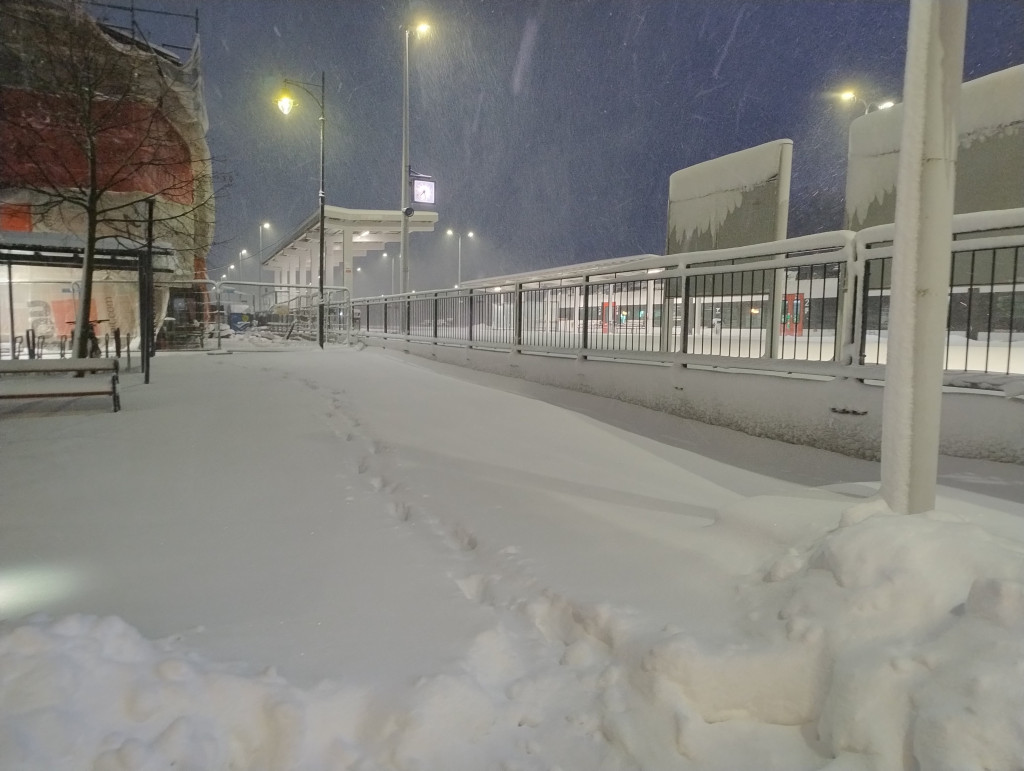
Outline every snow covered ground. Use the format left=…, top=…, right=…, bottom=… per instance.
left=2, top=342, right=1023, bottom=770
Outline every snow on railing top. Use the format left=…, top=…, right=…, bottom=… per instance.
left=856, top=207, right=1024, bottom=254
left=459, top=231, right=857, bottom=292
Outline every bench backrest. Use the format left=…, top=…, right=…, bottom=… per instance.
left=0, top=358, right=119, bottom=374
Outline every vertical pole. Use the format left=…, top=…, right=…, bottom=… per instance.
left=144, top=198, right=155, bottom=384
left=880, top=0, right=968, bottom=515
left=138, top=235, right=147, bottom=368
left=216, top=284, right=223, bottom=351
left=515, top=283, right=523, bottom=349
left=582, top=279, right=590, bottom=351
left=457, top=235, right=462, bottom=287
left=399, top=28, right=411, bottom=294
left=6, top=258, right=15, bottom=360
left=318, top=71, right=326, bottom=348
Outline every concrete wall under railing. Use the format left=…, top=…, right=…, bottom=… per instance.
left=357, top=339, right=1024, bottom=464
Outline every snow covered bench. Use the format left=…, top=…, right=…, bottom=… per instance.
left=0, top=358, right=121, bottom=412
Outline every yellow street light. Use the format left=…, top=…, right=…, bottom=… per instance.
left=276, top=95, right=295, bottom=115
left=840, top=89, right=896, bottom=115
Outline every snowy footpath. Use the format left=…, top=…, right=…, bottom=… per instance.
left=1, top=344, right=1023, bottom=770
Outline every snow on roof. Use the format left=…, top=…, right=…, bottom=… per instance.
left=846, top=65, right=1024, bottom=228
left=667, top=139, right=792, bottom=251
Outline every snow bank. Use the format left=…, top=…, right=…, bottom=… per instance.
left=3, top=498, right=1023, bottom=770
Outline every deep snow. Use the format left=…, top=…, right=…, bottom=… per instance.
left=1, top=343, right=1023, bottom=770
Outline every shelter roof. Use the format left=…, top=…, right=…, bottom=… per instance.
left=264, top=205, right=438, bottom=265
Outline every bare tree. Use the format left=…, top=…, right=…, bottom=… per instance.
left=0, top=0, right=216, bottom=359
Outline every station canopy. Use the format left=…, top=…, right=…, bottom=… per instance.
left=263, top=205, right=437, bottom=292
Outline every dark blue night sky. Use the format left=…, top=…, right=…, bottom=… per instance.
left=102, top=1, right=1023, bottom=293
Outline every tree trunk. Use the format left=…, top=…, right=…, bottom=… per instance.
left=73, top=209, right=98, bottom=361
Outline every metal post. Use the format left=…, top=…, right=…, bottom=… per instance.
left=258, top=224, right=264, bottom=312
left=457, top=234, right=462, bottom=287
left=216, top=284, right=223, bottom=351
left=582, top=279, right=590, bottom=352
left=880, top=0, right=968, bottom=515
left=6, top=258, right=15, bottom=360
left=144, top=199, right=155, bottom=383
left=515, top=283, right=523, bottom=349
left=399, top=28, right=411, bottom=294
left=317, top=71, right=326, bottom=348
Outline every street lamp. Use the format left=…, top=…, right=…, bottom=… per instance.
left=238, top=249, right=247, bottom=282
left=382, top=251, right=395, bottom=294
left=257, top=222, right=271, bottom=311
left=278, top=73, right=326, bottom=348
left=446, top=228, right=474, bottom=287
left=399, top=21, right=430, bottom=295
left=840, top=90, right=896, bottom=115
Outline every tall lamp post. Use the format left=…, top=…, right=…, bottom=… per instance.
left=399, top=22, right=430, bottom=295
left=840, top=90, right=896, bottom=115
left=257, top=222, right=270, bottom=310
left=278, top=73, right=326, bottom=348
left=382, top=252, right=394, bottom=294
left=446, top=228, right=474, bottom=287
left=235, top=250, right=246, bottom=314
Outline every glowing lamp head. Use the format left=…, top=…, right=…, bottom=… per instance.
left=840, top=91, right=856, bottom=102
left=878, top=100, right=895, bottom=110
left=277, top=95, right=295, bottom=115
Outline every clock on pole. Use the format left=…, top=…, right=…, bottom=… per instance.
left=412, top=178, right=435, bottom=205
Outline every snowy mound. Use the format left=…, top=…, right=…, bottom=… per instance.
left=3, top=499, right=1023, bottom=771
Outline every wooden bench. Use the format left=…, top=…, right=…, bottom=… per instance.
left=0, top=358, right=121, bottom=412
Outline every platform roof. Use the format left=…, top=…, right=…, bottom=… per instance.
left=264, top=205, right=438, bottom=266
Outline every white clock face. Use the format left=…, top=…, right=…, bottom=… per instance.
left=413, top=179, right=435, bottom=204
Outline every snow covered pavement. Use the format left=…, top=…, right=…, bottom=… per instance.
left=2, top=345, right=1023, bottom=770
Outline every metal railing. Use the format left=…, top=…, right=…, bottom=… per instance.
left=351, top=209, right=1024, bottom=381
left=857, top=211, right=1024, bottom=377
left=353, top=231, right=857, bottom=365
